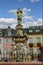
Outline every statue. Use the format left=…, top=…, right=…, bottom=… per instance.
left=17, top=30, right=23, bottom=36
left=17, top=8, right=23, bottom=18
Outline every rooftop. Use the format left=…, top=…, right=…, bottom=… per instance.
left=0, top=26, right=43, bottom=37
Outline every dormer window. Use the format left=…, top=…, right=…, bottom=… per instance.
left=8, top=30, right=11, bottom=36
left=0, top=39, right=2, bottom=44
left=8, top=26, right=11, bottom=36
left=29, top=30, right=33, bottom=33
left=36, top=29, right=40, bottom=32
left=0, top=30, right=2, bottom=36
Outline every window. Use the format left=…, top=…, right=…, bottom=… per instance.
left=29, top=48, right=33, bottom=55
left=29, top=38, right=33, bottom=43
left=29, top=30, right=33, bottom=32
left=37, top=48, right=41, bottom=55
left=0, top=39, right=2, bottom=44
left=0, top=49, right=1, bottom=54
left=36, top=30, right=40, bottom=32
left=5, top=39, right=9, bottom=44
left=11, top=39, right=14, bottom=43
left=36, top=37, right=41, bottom=43
left=0, top=31, right=2, bottom=36
left=5, top=49, right=9, bottom=55
left=8, top=30, right=11, bottom=36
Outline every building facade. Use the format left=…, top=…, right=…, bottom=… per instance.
left=0, top=26, right=43, bottom=62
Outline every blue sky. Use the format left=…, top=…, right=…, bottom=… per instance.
left=0, top=0, right=42, bottom=28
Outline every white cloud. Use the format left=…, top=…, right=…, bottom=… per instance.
left=23, top=15, right=33, bottom=20
left=30, top=0, right=40, bottom=3
left=37, top=18, right=43, bottom=25
left=11, top=24, right=17, bottom=29
left=22, top=8, right=32, bottom=21
left=19, top=0, right=40, bottom=2
left=8, top=9, right=17, bottom=13
left=0, top=25, right=10, bottom=29
left=22, top=8, right=31, bottom=15
left=8, top=8, right=31, bottom=16
left=7, top=9, right=17, bottom=15
left=0, top=18, right=17, bottom=29
left=23, top=8, right=31, bottom=12
left=9, top=18, right=43, bottom=28
left=0, top=18, right=17, bottom=24
left=22, top=18, right=43, bottom=28
left=0, top=8, right=42, bottom=29
left=0, top=18, right=42, bottom=29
